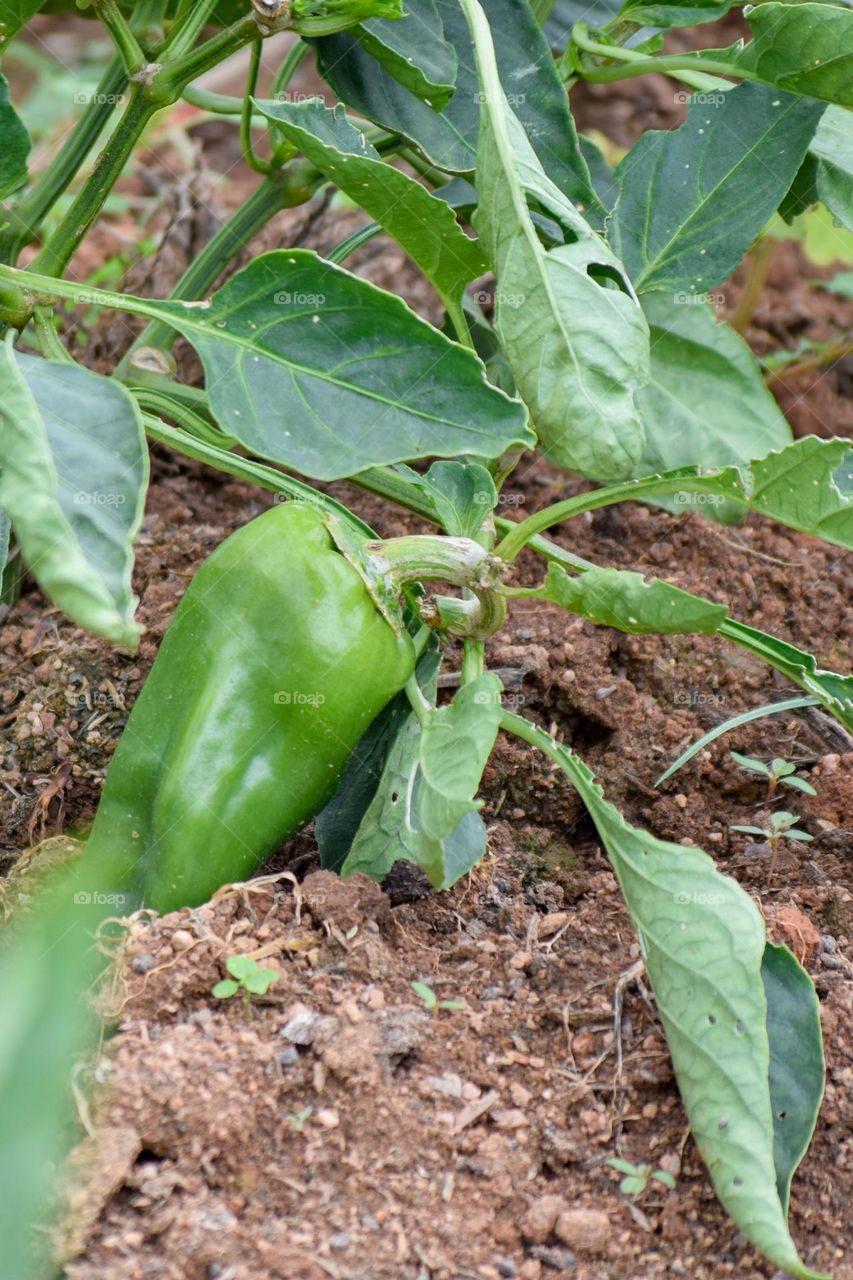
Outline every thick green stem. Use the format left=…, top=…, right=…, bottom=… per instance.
left=154, top=14, right=265, bottom=97
left=115, top=163, right=321, bottom=374
left=141, top=412, right=376, bottom=536
left=240, top=41, right=272, bottom=175
left=94, top=0, right=147, bottom=75
left=494, top=473, right=734, bottom=561
left=0, top=58, right=128, bottom=264
left=29, top=88, right=160, bottom=279
left=568, top=23, right=735, bottom=91
left=365, top=532, right=498, bottom=588
left=269, top=37, right=309, bottom=98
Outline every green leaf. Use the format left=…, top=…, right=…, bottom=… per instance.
left=612, top=84, right=826, bottom=294
left=781, top=775, right=817, bottom=795
left=412, top=980, right=437, bottom=1006
left=418, top=673, right=502, bottom=841
left=0, top=343, right=147, bottom=646
left=0, top=71, right=29, bottom=199
left=637, top=295, right=793, bottom=474
left=809, top=105, right=853, bottom=230
left=763, top=943, right=825, bottom=1212
left=616, top=0, right=732, bottom=28
left=730, top=751, right=771, bottom=777
left=462, top=0, right=649, bottom=481
left=520, top=727, right=827, bottom=1280
left=731, top=824, right=768, bottom=836
left=212, top=979, right=239, bottom=998
left=416, top=460, right=497, bottom=536
left=225, top=955, right=257, bottom=980
left=95, top=251, right=532, bottom=479
left=632, top=437, right=853, bottom=552
left=355, top=0, right=457, bottom=107
left=339, top=670, right=490, bottom=890
left=315, top=653, right=433, bottom=872
left=313, top=0, right=597, bottom=208
left=254, top=98, right=487, bottom=310
left=242, top=966, right=278, bottom=994
left=701, top=3, right=853, bottom=106
left=0, top=0, right=44, bottom=42
left=542, top=562, right=728, bottom=634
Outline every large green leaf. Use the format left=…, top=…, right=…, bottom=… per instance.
left=41, top=252, right=532, bottom=479
left=0, top=71, right=29, bottom=199
left=254, top=98, right=486, bottom=311
left=542, top=562, right=728, bottom=633
left=511, top=722, right=827, bottom=1280
left=810, top=105, right=853, bottom=230
left=637, top=295, right=793, bottom=472
left=697, top=3, right=853, bottom=106
left=762, top=943, right=825, bottom=1214
left=462, top=0, right=649, bottom=480
left=612, top=84, right=825, bottom=294
left=313, top=0, right=597, bottom=208
left=0, top=342, right=147, bottom=645
left=355, top=0, right=457, bottom=107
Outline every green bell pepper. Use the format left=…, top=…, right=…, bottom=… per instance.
left=84, top=501, right=415, bottom=912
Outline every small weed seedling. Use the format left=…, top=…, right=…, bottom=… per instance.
left=731, top=811, right=814, bottom=879
left=607, top=1158, right=677, bottom=1198
left=212, top=955, right=279, bottom=1008
left=288, top=1106, right=313, bottom=1133
left=730, top=752, right=817, bottom=799
left=411, top=981, right=465, bottom=1016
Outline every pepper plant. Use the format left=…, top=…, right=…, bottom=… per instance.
left=0, top=0, right=851, bottom=1276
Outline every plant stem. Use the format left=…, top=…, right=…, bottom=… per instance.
left=140, top=412, right=377, bottom=535
left=240, top=41, right=273, bottom=175
left=154, top=14, right=264, bottom=98
left=569, top=24, right=736, bottom=90
left=731, top=236, right=775, bottom=334
left=94, top=0, right=148, bottom=75
left=0, top=57, right=128, bottom=264
left=115, top=163, right=321, bottom=373
left=158, top=0, right=221, bottom=62
left=29, top=88, right=160, bottom=279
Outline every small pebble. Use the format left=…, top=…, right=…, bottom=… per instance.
left=497, top=1259, right=518, bottom=1278
left=316, top=1109, right=340, bottom=1128
left=131, top=953, right=156, bottom=974
left=277, top=1047, right=299, bottom=1067
left=530, top=1244, right=576, bottom=1271
left=821, top=935, right=837, bottom=953
left=821, top=953, right=843, bottom=969
left=329, top=1233, right=350, bottom=1251
left=171, top=930, right=194, bottom=951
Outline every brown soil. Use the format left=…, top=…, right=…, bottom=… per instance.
left=2, top=20, right=853, bottom=1280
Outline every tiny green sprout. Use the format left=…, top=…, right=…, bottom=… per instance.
left=730, top=751, right=817, bottom=799
left=607, top=1158, right=677, bottom=1198
left=288, top=1106, right=313, bottom=1133
left=411, top=980, right=465, bottom=1015
left=731, top=809, right=814, bottom=879
left=213, top=954, right=279, bottom=1006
